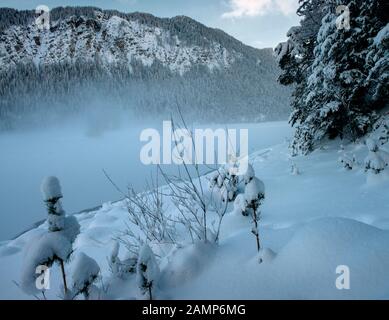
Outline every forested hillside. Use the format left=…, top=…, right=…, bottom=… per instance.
left=0, top=7, right=291, bottom=130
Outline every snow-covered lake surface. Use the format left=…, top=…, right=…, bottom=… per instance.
left=0, top=121, right=292, bottom=240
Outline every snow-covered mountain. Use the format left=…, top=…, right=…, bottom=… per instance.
left=0, top=7, right=291, bottom=129
left=0, top=12, right=242, bottom=75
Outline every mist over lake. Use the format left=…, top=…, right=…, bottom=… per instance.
left=0, top=121, right=291, bottom=240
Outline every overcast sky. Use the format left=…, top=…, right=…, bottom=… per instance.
left=0, top=0, right=301, bottom=48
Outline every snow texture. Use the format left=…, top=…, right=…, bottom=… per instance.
left=243, top=163, right=255, bottom=184
left=47, top=205, right=65, bottom=232
left=244, top=177, right=265, bottom=203
left=2, top=121, right=389, bottom=300
left=71, top=252, right=100, bottom=295
left=61, top=215, right=81, bottom=244
left=233, top=194, right=247, bottom=216
left=374, top=23, right=389, bottom=46
left=366, top=139, right=379, bottom=152
left=365, top=139, right=389, bottom=174
left=20, top=232, right=72, bottom=295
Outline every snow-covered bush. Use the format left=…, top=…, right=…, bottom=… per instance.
left=339, top=153, right=356, bottom=170
left=123, top=183, right=177, bottom=255
left=71, top=252, right=100, bottom=300
left=20, top=176, right=80, bottom=298
left=159, top=118, right=229, bottom=243
left=20, top=232, right=72, bottom=296
left=41, top=176, right=65, bottom=232
left=365, top=139, right=389, bottom=174
left=224, top=164, right=239, bottom=202
left=41, top=176, right=63, bottom=201
left=245, top=178, right=265, bottom=209
left=109, top=241, right=137, bottom=279
left=41, top=176, right=80, bottom=241
left=120, top=254, right=138, bottom=277
left=232, top=163, right=265, bottom=221
left=136, top=244, right=160, bottom=300
left=208, top=165, right=238, bottom=203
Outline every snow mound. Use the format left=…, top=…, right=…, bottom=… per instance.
left=244, top=177, right=265, bottom=202
left=71, top=252, right=100, bottom=293
left=160, top=242, right=215, bottom=288
left=274, top=218, right=389, bottom=299
left=20, top=232, right=72, bottom=295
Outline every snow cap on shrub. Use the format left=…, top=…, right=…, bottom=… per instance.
left=20, top=232, right=72, bottom=295
left=41, top=176, right=63, bottom=201
left=244, top=164, right=255, bottom=184
left=245, top=177, right=265, bottom=203
left=136, top=244, right=159, bottom=298
left=71, top=252, right=100, bottom=294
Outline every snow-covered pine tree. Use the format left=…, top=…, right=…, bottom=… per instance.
left=41, top=176, right=65, bottom=232
left=71, top=252, right=100, bottom=300
left=40, top=176, right=75, bottom=295
left=364, top=139, right=389, bottom=174
left=21, top=176, right=79, bottom=297
left=20, top=232, right=72, bottom=297
left=277, top=0, right=388, bottom=154
left=275, top=0, right=327, bottom=155
left=136, top=244, right=160, bottom=300
left=41, top=176, right=80, bottom=243
left=365, top=23, right=389, bottom=110
left=275, top=0, right=326, bottom=87
left=244, top=175, right=265, bottom=253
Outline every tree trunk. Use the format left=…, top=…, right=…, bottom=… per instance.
left=59, top=259, right=68, bottom=296
left=253, top=207, right=261, bottom=252
left=148, top=286, right=153, bottom=301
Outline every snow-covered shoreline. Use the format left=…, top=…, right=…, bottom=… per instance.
left=1, top=121, right=389, bottom=299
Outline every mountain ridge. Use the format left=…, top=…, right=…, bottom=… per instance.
left=0, top=6, right=291, bottom=129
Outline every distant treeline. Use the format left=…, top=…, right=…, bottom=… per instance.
left=0, top=58, right=290, bottom=130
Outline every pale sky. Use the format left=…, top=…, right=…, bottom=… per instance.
left=0, top=0, right=301, bottom=48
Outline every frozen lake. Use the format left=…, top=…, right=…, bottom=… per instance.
left=0, top=121, right=292, bottom=240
